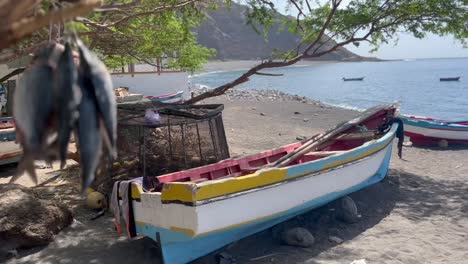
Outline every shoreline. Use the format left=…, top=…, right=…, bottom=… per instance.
left=193, top=86, right=367, bottom=113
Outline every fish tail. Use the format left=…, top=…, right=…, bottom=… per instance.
left=9, top=155, right=38, bottom=185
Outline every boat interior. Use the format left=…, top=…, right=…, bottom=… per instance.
left=147, top=107, right=396, bottom=192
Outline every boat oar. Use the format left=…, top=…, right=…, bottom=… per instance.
left=270, top=104, right=394, bottom=168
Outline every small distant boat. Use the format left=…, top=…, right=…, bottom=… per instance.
left=342, top=77, right=365, bottom=81
left=145, top=91, right=184, bottom=103
left=440, top=77, right=460, bottom=82
left=0, top=117, right=21, bottom=165
left=112, top=104, right=402, bottom=264
left=401, top=115, right=468, bottom=146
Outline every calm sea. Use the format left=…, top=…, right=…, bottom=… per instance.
left=191, top=58, right=468, bottom=119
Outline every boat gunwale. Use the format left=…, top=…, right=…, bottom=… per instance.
left=401, top=115, right=468, bottom=131
left=157, top=122, right=399, bottom=204
left=162, top=137, right=394, bottom=207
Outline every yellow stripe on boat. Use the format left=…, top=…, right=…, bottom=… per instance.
left=118, top=183, right=144, bottom=200
left=161, top=168, right=288, bottom=203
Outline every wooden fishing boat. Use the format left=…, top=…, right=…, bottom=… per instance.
left=342, top=77, right=364, bottom=81
left=113, top=104, right=402, bottom=264
left=440, top=77, right=460, bottom=82
left=401, top=115, right=468, bottom=146
left=145, top=91, right=184, bottom=103
left=0, top=117, right=21, bottom=165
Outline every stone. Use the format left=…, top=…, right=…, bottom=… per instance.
left=296, top=136, right=306, bottom=141
left=260, top=112, right=266, bottom=116
left=294, top=111, right=301, bottom=115
left=217, top=252, right=236, bottom=264
left=0, top=184, right=73, bottom=253
left=329, top=235, right=344, bottom=244
left=337, top=196, right=361, bottom=223
left=280, top=227, right=315, bottom=247
left=303, top=118, right=309, bottom=122
left=350, top=259, right=368, bottom=264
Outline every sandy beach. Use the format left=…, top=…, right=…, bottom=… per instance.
left=1, top=87, right=468, bottom=264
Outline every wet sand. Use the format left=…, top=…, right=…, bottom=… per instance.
left=2, top=91, right=468, bottom=264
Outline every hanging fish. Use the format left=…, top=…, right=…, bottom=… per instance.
left=76, top=39, right=117, bottom=158
left=10, top=44, right=61, bottom=184
left=75, top=74, right=102, bottom=196
left=54, top=42, right=82, bottom=169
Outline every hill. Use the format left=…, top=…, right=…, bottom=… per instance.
left=195, top=2, right=373, bottom=61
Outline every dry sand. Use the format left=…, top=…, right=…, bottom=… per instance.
left=2, top=92, right=468, bottom=264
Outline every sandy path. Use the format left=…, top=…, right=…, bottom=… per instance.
left=3, top=98, right=468, bottom=264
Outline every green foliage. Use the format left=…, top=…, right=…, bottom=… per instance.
left=79, top=0, right=218, bottom=73
left=242, top=0, right=468, bottom=55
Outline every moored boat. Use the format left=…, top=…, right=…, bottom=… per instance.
left=0, top=117, right=21, bottom=165
left=401, top=115, right=468, bottom=146
left=112, top=104, right=403, bottom=264
left=342, top=77, right=364, bottom=81
left=145, top=91, right=184, bottom=103
left=440, top=77, right=460, bottom=82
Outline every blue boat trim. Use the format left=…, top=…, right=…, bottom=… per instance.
left=401, top=116, right=468, bottom=131
left=135, top=132, right=397, bottom=263
left=0, top=130, right=16, bottom=142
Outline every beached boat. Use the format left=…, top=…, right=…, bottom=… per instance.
left=145, top=91, right=184, bottom=103
left=112, top=104, right=402, bottom=264
left=0, top=117, right=21, bottom=165
left=342, top=77, right=364, bottom=81
left=401, top=115, right=468, bottom=146
left=440, top=77, right=460, bottom=82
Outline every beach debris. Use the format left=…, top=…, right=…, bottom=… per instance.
left=328, top=235, right=344, bottom=244
left=250, top=253, right=279, bottom=261
left=350, top=259, right=367, bottom=264
left=217, top=252, right=236, bottom=264
left=10, top=38, right=117, bottom=196
left=296, top=136, right=306, bottom=141
left=337, top=196, right=361, bottom=223
left=0, top=184, right=73, bottom=253
left=303, top=118, right=309, bottom=122
left=314, top=113, right=319, bottom=116
left=260, top=112, right=266, bottom=116
left=403, top=141, right=413, bottom=147
left=144, top=108, right=161, bottom=125
left=280, top=227, right=315, bottom=247
left=294, top=111, right=301, bottom=115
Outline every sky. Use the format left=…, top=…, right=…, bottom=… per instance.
left=269, top=0, right=468, bottom=60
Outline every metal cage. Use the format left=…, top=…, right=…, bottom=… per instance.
left=93, top=102, right=230, bottom=193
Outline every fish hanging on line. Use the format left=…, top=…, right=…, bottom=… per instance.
left=10, top=37, right=117, bottom=196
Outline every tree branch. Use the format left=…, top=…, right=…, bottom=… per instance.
left=254, top=72, right=284, bottom=76
left=0, top=0, right=102, bottom=51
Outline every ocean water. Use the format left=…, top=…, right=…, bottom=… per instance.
left=191, top=58, right=468, bottom=120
